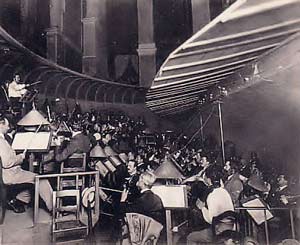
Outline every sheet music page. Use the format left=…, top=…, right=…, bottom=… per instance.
left=242, top=198, right=274, bottom=225
left=12, top=132, right=51, bottom=151
left=151, top=185, right=188, bottom=208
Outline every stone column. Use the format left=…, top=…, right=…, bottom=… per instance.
left=82, top=0, right=109, bottom=79
left=20, top=0, right=38, bottom=38
left=191, top=0, right=210, bottom=34
left=46, top=0, right=64, bottom=63
left=137, top=0, right=156, bottom=88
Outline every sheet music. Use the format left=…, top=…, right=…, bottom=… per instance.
left=12, top=132, right=51, bottom=151
left=151, top=185, right=188, bottom=208
left=242, top=198, right=274, bottom=225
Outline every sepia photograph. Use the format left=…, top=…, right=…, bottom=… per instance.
left=0, top=0, right=299, bottom=244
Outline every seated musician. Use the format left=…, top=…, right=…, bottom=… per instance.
left=8, top=74, right=27, bottom=111
left=182, top=156, right=211, bottom=184
left=267, top=174, right=299, bottom=242
left=43, top=121, right=91, bottom=164
left=120, top=171, right=164, bottom=225
left=124, top=160, right=140, bottom=203
left=267, top=174, right=295, bottom=207
left=223, top=161, right=244, bottom=207
left=187, top=165, right=234, bottom=245
left=181, top=156, right=213, bottom=228
left=0, top=115, right=52, bottom=213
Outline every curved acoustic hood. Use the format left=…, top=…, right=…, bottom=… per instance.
left=146, top=0, right=300, bottom=117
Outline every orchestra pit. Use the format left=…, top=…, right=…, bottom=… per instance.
left=0, top=0, right=300, bottom=244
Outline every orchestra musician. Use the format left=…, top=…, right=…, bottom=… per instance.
left=0, top=115, right=52, bottom=213
left=8, top=74, right=27, bottom=111
left=124, top=160, right=140, bottom=203
left=267, top=174, right=299, bottom=242
left=187, top=165, right=234, bottom=245
left=120, top=171, right=165, bottom=224
left=43, top=121, right=92, bottom=164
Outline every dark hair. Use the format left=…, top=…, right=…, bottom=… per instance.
left=218, top=230, right=243, bottom=243
left=205, top=165, right=223, bottom=187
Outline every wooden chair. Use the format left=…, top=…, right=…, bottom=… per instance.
left=212, top=210, right=239, bottom=242
left=0, top=158, right=7, bottom=225
left=60, top=153, right=87, bottom=173
left=60, top=153, right=87, bottom=189
left=123, top=213, right=163, bottom=245
left=52, top=189, right=88, bottom=242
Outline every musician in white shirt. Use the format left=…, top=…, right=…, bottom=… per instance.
left=8, top=74, right=27, bottom=98
left=8, top=74, right=27, bottom=110
left=187, top=165, right=234, bottom=244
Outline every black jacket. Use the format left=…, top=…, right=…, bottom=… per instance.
left=120, top=190, right=165, bottom=224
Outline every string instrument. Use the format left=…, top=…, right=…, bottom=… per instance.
left=15, top=81, right=42, bottom=91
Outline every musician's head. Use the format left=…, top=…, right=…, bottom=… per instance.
left=13, top=73, right=21, bottom=83
left=200, top=156, right=210, bottom=168
left=71, top=122, right=83, bottom=133
left=0, top=115, right=10, bottom=134
left=277, top=174, right=288, bottom=187
left=127, top=160, right=137, bottom=176
left=204, top=165, right=223, bottom=188
left=137, top=171, right=156, bottom=190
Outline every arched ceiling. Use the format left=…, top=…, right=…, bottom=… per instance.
left=0, top=25, right=146, bottom=104
left=146, top=0, right=300, bottom=117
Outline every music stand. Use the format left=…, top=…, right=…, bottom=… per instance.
left=241, top=196, right=273, bottom=225
left=12, top=131, right=52, bottom=153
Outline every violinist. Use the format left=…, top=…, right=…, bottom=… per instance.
left=124, top=160, right=140, bottom=203
left=8, top=74, right=27, bottom=111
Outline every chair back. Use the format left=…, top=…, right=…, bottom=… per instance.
left=52, top=189, right=81, bottom=221
left=52, top=189, right=88, bottom=242
left=125, top=213, right=163, bottom=245
left=61, top=153, right=87, bottom=173
left=212, top=210, right=238, bottom=236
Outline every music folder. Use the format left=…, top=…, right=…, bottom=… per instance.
left=242, top=196, right=273, bottom=225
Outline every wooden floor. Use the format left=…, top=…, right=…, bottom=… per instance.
left=0, top=208, right=119, bottom=244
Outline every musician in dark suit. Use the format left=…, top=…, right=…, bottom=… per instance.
left=120, top=171, right=164, bottom=224
left=43, top=122, right=91, bottom=164
left=55, top=124, right=91, bottom=162
left=224, top=161, right=244, bottom=207
left=267, top=174, right=292, bottom=207
left=267, top=174, right=296, bottom=242
left=124, top=160, right=140, bottom=203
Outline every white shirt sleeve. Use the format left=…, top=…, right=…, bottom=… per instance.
left=201, top=188, right=234, bottom=224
